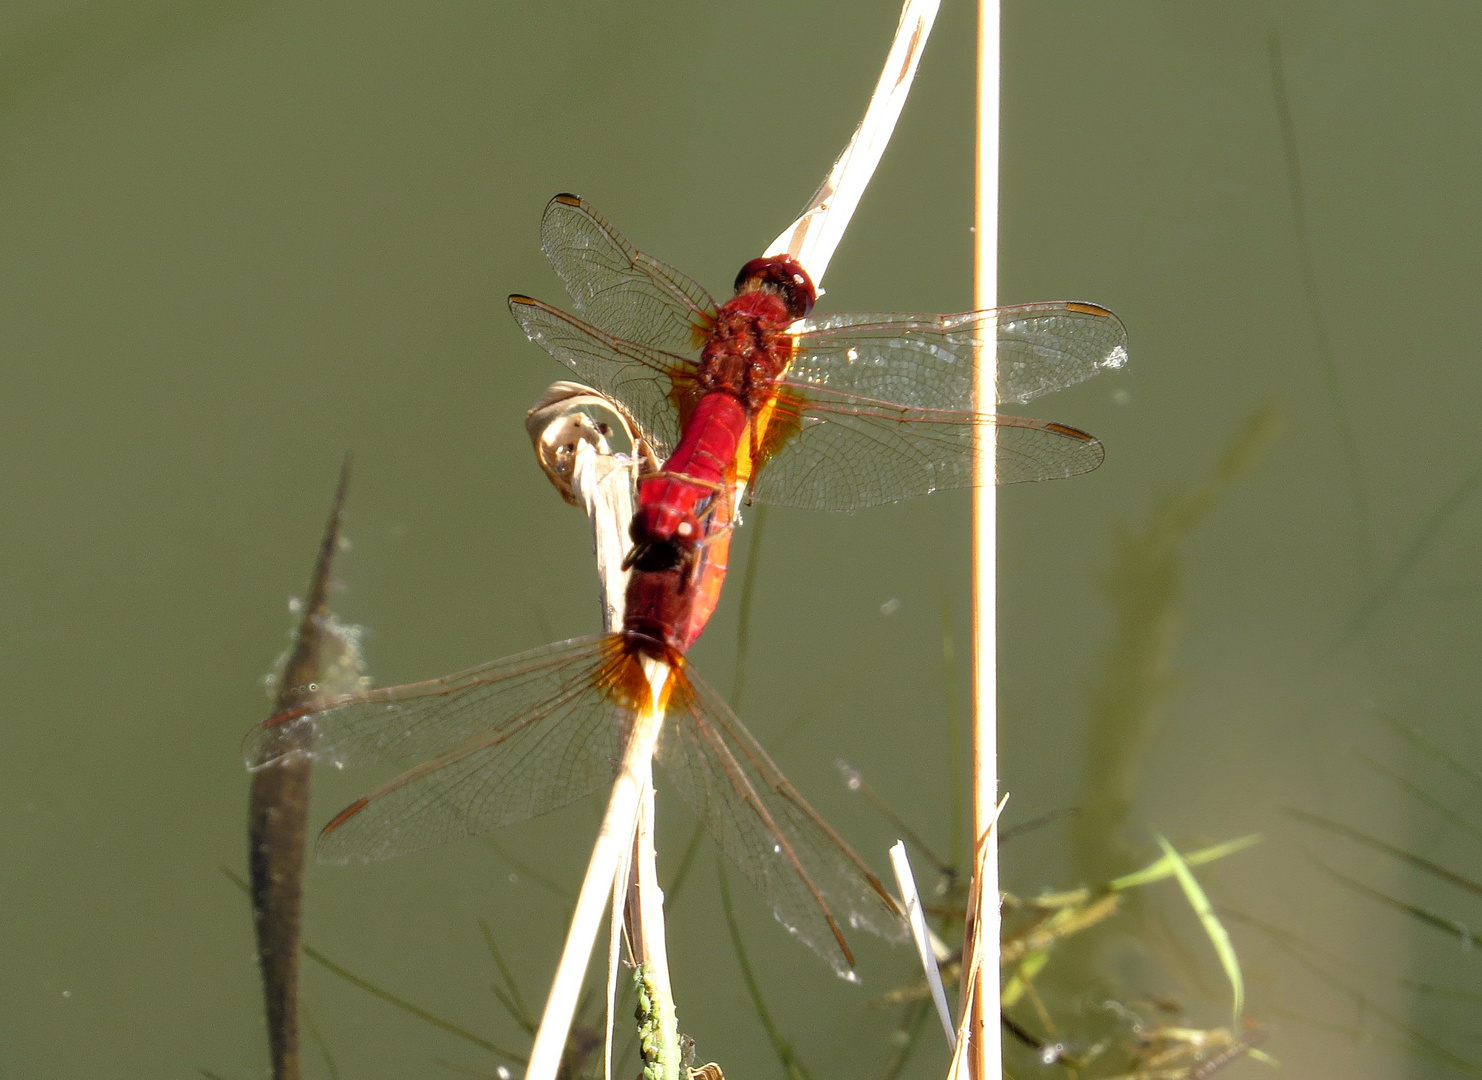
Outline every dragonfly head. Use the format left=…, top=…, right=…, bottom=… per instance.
left=734, top=255, right=816, bottom=319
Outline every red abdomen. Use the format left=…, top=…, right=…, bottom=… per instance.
left=632, top=392, right=747, bottom=544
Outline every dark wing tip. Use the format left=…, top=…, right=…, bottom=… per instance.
left=551, top=192, right=583, bottom=207
left=1043, top=421, right=1099, bottom=443
left=833, top=922, right=858, bottom=971
left=1063, top=300, right=1130, bottom=350
left=321, top=796, right=370, bottom=839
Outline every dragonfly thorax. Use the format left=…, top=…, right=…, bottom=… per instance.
left=697, top=302, right=789, bottom=399
left=694, top=256, right=813, bottom=405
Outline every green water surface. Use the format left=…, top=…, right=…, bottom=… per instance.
left=1, top=2, right=1478, bottom=1077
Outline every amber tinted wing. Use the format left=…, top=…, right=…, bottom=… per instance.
left=244, top=636, right=627, bottom=864
left=655, top=660, right=905, bottom=977
left=744, top=302, right=1125, bottom=510
left=509, top=296, right=699, bottom=456
left=539, top=193, right=718, bottom=354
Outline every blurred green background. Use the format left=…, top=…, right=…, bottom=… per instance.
left=2, top=1, right=1479, bottom=1076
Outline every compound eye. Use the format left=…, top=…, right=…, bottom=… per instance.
left=733, top=257, right=769, bottom=295
left=775, top=260, right=815, bottom=318
left=733, top=256, right=817, bottom=318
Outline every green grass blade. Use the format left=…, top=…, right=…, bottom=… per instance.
left=1287, top=807, right=1482, bottom=898
left=436, top=1059, right=513, bottom=1079
left=718, top=860, right=813, bottom=1080
left=661, top=822, right=707, bottom=906
left=1400, top=979, right=1482, bottom=1003
left=876, top=997, right=934, bottom=1080
left=300, top=942, right=526, bottom=1062
left=999, top=950, right=1049, bottom=1008
left=479, top=919, right=534, bottom=1032
left=1357, top=749, right=1482, bottom=846
left=1225, top=908, right=1482, bottom=1071
left=1370, top=707, right=1482, bottom=794
left=1154, top=835, right=1243, bottom=1028
left=1317, top=859, right=1477, bottom=946
left=302, top=1005, right=342, bottom=1080
left=481, top=839, right=575, bottom=901
left=1334, top=462, right=1482, bottom=647
left=220, top=866, right=525, bottom=1062
left=729, top=503, right=769, bottom=711
left=1108, top=835, right=1260, bottom=891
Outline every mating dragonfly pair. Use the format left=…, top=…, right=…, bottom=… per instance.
left=247, top=194, right=1128, bottom=975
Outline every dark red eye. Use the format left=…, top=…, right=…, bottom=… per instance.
left=733, top=256, right=816, bottom=318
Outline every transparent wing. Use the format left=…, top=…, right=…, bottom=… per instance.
left=243, top=636, right=628, bottom=864
left=791, top=302, right=1129, bottom=408
left=539, top=193, right=718, bottom=354
left=746, top=400, right=1104, bottom=510
left=741, top=301, right=1125, bottom=509
left=656, top=662, right=905, bottom=977
left=509, top=295, right=698, bottom=457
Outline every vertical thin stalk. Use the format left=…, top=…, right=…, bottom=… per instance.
left=627, top=775, right=680, bottom=1080
left=525, top=395, right=678, bottom=1080
left=525, top=662, right=668, bottom=1080
left=968, top=0, right=1002, bottom=1078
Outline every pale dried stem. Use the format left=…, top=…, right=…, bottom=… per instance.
left=969, top=2, right=1002, bottom=1074
left=526, top=381, right=645, bottom=630
left=525, top=390, right=677, bottom=1080
left=889, top=841, right=956, bottom=1050
left=624, top=773, right=674, bottom=1010
left=765, top=0, right=940, bottom=288
left=524, top=675, right=667, bottom=1080
left=947, top=796, right=1008, bottom=1080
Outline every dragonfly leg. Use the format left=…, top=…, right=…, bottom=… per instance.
left=644, top=468, right=726, bottom=493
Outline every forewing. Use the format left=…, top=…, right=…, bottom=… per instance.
left=790, top=302, right=1129, bottom=408
left=244, top=636, right=628, bottom=864
left=655, top=662, right=904, bottom=977
left=509, top=296, right=695, bottom=456
left=540, top=193, right=718, bottom=354
left=741, top=301, right=1121, bottom=509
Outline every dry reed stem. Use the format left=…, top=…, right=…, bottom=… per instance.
left=525, top=668, right=668, bottom=1080
left=968, top=0, right=1002, bottom=1077
left=525, top=396, right=677, bottom=1080
left=764, top=0, right=940, bottom=283
left=890, top=841, right=957, bottom=1050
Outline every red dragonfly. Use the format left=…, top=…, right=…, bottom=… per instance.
left=509, top=193, right=1128, bottom=565
left=246, top=194, right=1128, bottom=977
left=247, top=475, right=904, bottom=977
